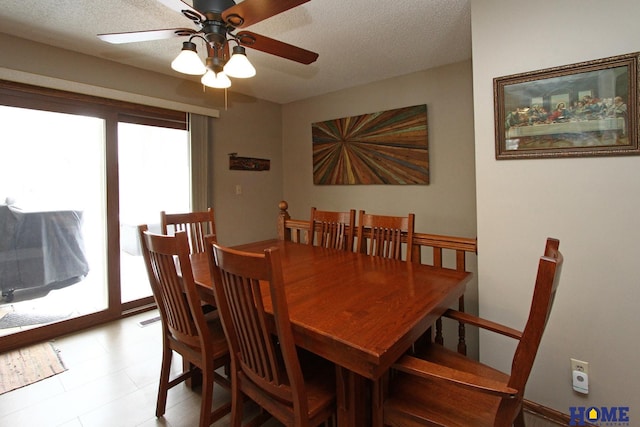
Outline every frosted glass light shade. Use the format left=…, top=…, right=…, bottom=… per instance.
left=171, top=42, right=206, bottom=75
left=201, top=70, right=231, bottom=89
left=224, top=46, right=256, bottom=78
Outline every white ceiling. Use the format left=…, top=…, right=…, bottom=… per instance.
left=0, top=0, right=471, bottom=104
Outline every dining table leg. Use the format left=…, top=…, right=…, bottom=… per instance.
left=371, top=374, right=386, bottom=427
left=336, top=366, right=369, bottom=426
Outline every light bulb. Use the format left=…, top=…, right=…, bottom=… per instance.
left=201, top=70, right=231, bottom=89
left=224, top=46, right=256, bottom=78
left=171, top=42, right=206, bottom=75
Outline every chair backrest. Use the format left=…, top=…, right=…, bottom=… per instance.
left=356, top=210, right=415, bottom=260
left=138, top=225, right=209, bottom=350
left=308, top=207, right=356, bottom=251
left=207, top=241, right=310, bottom=420
left=508, top=238, right=563, bottom=396
left=160, top=208, right=216, bottom=254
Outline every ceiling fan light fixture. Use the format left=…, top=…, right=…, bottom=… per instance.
left=201, top=69, right=231, bottom=89
left=224, top=45, right=256, bottom=78
left=98, top=0, right=320, bottom=95
left=171, top=41, right=206, bottom=75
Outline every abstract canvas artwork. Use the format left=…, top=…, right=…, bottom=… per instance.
left=312, top=104, right=429, bottom=184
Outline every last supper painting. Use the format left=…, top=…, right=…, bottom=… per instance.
left=494, top=52, right=640, bottom=159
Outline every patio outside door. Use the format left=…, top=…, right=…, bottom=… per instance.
left=0, top=106, right=108, bottom=336
left=117, top=122, right=190, bottom=303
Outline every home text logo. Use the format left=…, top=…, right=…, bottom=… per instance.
left=569, top=406, right=630, bottom=426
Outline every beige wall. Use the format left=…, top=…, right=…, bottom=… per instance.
left=212, top=97, right=283, bottom=246
left=281, top=60, right=479, bottom=356
left=472, top=0, right=640, bottom=414
left=0, top=33, right=222, bottom=115
left=282, top=60, right=476, bottom=235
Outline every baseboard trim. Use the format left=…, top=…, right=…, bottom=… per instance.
left=524, top=399, right=571, bottom=426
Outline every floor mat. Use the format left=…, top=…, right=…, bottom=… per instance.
left=0, top=311, right=72, bottom=329
left=0, top=342, right=66, bottom=394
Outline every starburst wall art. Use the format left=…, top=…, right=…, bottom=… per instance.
left=311, top=104, right=429, bottom=185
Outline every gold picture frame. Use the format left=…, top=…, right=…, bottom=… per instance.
left=494, top=52, right=640, bottom=159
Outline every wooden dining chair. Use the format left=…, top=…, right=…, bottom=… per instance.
left=206, top=239, right=336, bottom=427
left=375, top=238, right=563, bottom=427
left=138, top=225, right=231, bottom=427
left=356, top=210, right=415, bottom=260
left=309, top=207, right=356, bottom=251
left=160, top=208, right=216, bottom=254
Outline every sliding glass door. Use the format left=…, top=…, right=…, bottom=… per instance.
left=117, top=122, right=190, bottom=303
left=0, top=80, right=189, bottom=350
left=0, top=106, right=108, bottom=336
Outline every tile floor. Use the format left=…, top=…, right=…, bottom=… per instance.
left=0, top=310, right=557, bottom=427
left=0, top=310, right=279, bottom=427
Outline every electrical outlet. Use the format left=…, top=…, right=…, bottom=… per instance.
left=571, top=358, right=589, bottom=375
left=571, top=359, right=589, bottom=394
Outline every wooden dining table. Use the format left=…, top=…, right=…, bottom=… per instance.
left=190, top=239, right=472, bottom=426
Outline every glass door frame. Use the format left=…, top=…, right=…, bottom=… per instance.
left=0, top=80, right=187, bottom=353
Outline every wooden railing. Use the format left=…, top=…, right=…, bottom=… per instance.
left=278, top=201, right=311, bottom=243
left=277, top=201, right=477, bottom=354
left=410, top=233, right=477, bottom=354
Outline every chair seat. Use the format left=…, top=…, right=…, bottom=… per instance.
left=419, top=345, right=510, bottom=381
left=203, top=315, right=230, bottom=361
left=385, top=375, right=501, bottom=427
left=298, top=351, right=336, bottom=419
left=172, top=313, right=228, bottom=363
left=239, top=349, right=336, bottom=423
left=384, top=345, right=510, bottom=427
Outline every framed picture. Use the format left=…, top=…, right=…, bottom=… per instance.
left=494, top=52, right=640, bottom=159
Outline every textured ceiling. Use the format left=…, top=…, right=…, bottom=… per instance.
left=0, top=0, right=471, bottom=104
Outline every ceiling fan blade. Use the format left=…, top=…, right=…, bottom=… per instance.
left=223, top=0, right=310, bottom=28
left=97, top=28, right=196, bottom=44
left=156, top=0, right=206, bottom=23
left=237, top=31, right=318, bottom=64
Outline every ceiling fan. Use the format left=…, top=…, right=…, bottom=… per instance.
left=98, top=0, right=318, bottom=89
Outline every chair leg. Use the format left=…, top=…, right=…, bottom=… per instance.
left=156, top=344, right=173, bottom=417
left=230, top=374, right=244, bottom=427
left=514, top=408, right=526, bottom=427
left=199, top=367, right=215, bottom=427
